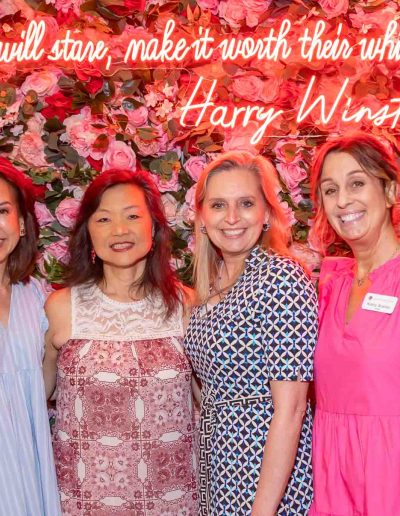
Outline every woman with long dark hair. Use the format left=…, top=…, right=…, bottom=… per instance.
left=0, top=158, right=61, bottom=515
left=43, top=169, right=197, bottom=515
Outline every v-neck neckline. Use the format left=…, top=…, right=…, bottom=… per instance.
left=0, top=284, right=14, bottom=331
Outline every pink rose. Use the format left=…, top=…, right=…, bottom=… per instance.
left=290, top=242, right=322, bottom=274
left=35, top=202, right=55, bottom=227
left=26, top=113, right=46, bottom=134
left=0, top=98, right=21, bottom=129
left=49, top=0, right=84, bottom=14
left=276, top=161, right=308, bottom=191
left=161, top=193, right=179, bottom=226
left=184, top=156, right=207, bottom=182
left=126, top=106, right=148, bottom=128
left=17, top=132, right=48, bottom=167
left=279, top=201, right=297, bottom=226
left=55, top=198, right=81, bottom=229
left=152, top=170, right=180, bottom=193
left=274, top=140, right=304, bottom=163
left=218, top=0, right=246, bottom=29
left=232, top=76, right=265, bottom=102
left=290, top=186, right=304, bottom=205
left=21, top=70, right=60, bottom=97
left=223, top=121, right=261, bottom=154
left=244, top=0, right=272, bottom=27
left=45, top=238, right=70, bottom=264
left=181, top=185, right=197, bottom=224
left=197, top=0, right=219, bottom=14
left=318, top=0, right=349, bottom=18
left=349, top=4, right=397, bottom=30
left=62, top=107, right=102, bottom=159
left=187, top=234, right=196, bottom=253
left=133, top=136, right=162, bottom=156
left=0, top=0, right=35, bottom=18
left=102, top=140, right=136, bottom=171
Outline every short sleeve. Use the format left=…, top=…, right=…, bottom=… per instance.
left=260, top=258, right=318, bottom=382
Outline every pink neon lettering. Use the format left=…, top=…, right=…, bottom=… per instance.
left=0, top=20, right=45, bottom=63
left=179, top=77, right=283, bottom=144
left=123, top=20, right=190, bottom=63
left=217, top=19, right=292, bottom=61
left=342, top=98, right=400, bottom=128
left=358, top=20, right=400, bottom=61
left=192, top=27, right=214, bottom=61
left=296, top=75, right=349, bottom=124
left=48, top=31, right=108, bottom=62
left=299, top=21, right=352, bottom=62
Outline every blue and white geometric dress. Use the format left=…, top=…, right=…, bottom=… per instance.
left=184, top=246, right=318, bottom=515
left=0, top=279, right=61, bottom=516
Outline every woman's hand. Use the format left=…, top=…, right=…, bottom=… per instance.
left=251, top=498, right=275, bottom=516
left=251, top=379, right=309, bottom=514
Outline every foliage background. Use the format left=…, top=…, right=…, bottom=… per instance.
left=0, top=0, right=399, bottom=283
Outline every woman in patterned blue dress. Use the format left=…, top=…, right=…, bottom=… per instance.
left=0, top=159, right=61, bottom=515
left=184, top=151, right=318, bottom=515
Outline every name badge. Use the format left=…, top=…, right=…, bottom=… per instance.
left=362, top=293, right=398, bottom=314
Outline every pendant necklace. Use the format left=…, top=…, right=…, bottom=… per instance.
left=355, top=245, right=400, bottom=287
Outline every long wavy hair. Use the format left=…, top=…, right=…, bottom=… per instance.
left=67, top=169, right=181, bottom=317
left=193, top=151, right=291, bottom=303
left=310, top=132, right=399, bottom=254
left=0, top=158, right=39, bottom=284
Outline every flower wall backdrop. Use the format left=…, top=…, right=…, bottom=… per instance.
left=1, top=0, right=400, bottom=283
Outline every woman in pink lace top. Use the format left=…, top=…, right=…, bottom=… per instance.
left=309, top=133, right=400, bottom=516
left=43, top=169, right=197, bottom=515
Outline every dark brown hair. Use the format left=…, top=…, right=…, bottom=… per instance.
left=310, top=132, right=399, bottom=253
left=0, top=158, right=39, bottom=284
left=67, top=168, right=181, bottom=317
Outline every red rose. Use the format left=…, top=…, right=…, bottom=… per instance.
left=56, top=9, right=79, bottom=25
left=107, top=0, right=146, bottom=15
left=85, top=78, right=104, bottom=96
left=86, top=156, right=103, bottom=172
left=41, top=92, right=79, bottom=121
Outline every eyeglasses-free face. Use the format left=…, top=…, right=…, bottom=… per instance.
left=200, top=167, right=269, bottom=263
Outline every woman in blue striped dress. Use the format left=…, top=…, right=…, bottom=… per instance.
left=0, top=159, right=61, bottom=516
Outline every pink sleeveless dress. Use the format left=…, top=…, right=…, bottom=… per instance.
left=53, top=283, right=198, bottom=515
left=310, top=255, right=400, bottom=516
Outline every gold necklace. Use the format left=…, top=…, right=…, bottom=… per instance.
left=355, top=245, right=400, bottom=287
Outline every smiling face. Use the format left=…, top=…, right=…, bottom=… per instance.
left=88, top=183, right=153, bottom=276
left=0, top=178, right=23, bottom=271
left=320, top=151, right=393, bottom=247
left=200, top=167, right=269, bottom=262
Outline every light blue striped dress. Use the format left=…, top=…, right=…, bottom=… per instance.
left=0, top=278, right=61, bottom=516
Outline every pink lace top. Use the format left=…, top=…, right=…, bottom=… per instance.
left=53, top=283, right=198, bottom=515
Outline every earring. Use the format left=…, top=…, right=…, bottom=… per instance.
left=91, top=248, right=96, bottom=264
left=262, top=222, right=270, bottom=232
left=200, top=225, right=207, bottom=234
left=20, top=221, right=25, bottom=236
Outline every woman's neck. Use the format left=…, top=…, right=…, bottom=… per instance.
left=0, top=261, right=10, bottom=290
left=100, top=262, right=146, bottom=302
left=352, top=227, right=399, bottom=277
left=219, top=254, right=247, bottom=290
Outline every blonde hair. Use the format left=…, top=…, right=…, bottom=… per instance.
left=193, top=151, right=291, bottom=303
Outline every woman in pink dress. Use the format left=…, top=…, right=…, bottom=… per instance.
left=43, top=169, right=197, bottom=515
left=309, top=133, right=400, bottom=516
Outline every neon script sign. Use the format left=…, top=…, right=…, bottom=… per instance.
left=2, top=19, right=400, bottom=143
